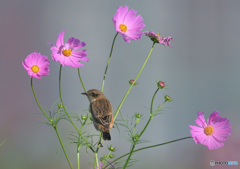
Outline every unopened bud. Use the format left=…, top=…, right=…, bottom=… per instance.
left=129, top=79, right=137, bottom=86
left=81, top=115, right=87, bottom=120
left=108, top=146, right=115, bottom=152
left=58, top=103, right=63, bottom=108
left=157, top=81, right=165, bottom=89
left=109, top=154, right=114, bottom=158
left=135, top=113, right=142, bottom=119
left=134, top=134, right=140, bottom=141
left=164, top=95, right=172, bottom=102
left=89, top=115, right=93, bottom=121
left=103, top=155, right=108, bottom=158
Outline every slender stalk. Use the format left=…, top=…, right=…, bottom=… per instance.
left=77, top=145, right=81, bottom=169
left=94, top=153, right=99, bottom=169
left=59, top=65, right=95, bottom=153
left=78, top=68, right=87, bottom=93
left=114, top=43, right=155, bottom=120
left=96, top=133, right=102, bottom=153
left=101, top=33, right=118, bottom=92
left=0, top=138, right=7, bottom=148
left=103, top=136, right=192, bottom=169
left=31, top=78, right=52, bottom=122
left=123, top=143, right=136, bottom=169
left=31, top=78, right=73, bottom=168
left=54, top=127, right=73, bottom=169
left=150, top=88, right=160, bottom=115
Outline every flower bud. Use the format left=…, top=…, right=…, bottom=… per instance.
left=134, top=134, right=140, bottom=141
left=108, top=146, right=116, bottom=152
left=129, top=79, right=137, bottom=86
left=100, top=157, right=105, bottom=161
left=89, top=115, right=93, bottom=121
left=103, top=155, right=108, bottom=158
left=135, top=113, right=142, bottom=119
left=58, top=103, right=63, bottom=109
left=109, top=154, right=114, bottom=158
left=164, top=95, right=172, bottom=102
left=81, top=115, right=87, bottom=120
left=157, top=81, right=165, bottom=89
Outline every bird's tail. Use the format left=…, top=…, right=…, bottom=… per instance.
left=103, top=131, right=111, bottom=140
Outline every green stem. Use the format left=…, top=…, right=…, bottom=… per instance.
left=31, top=78, right=73, bottom=169
left=123, top=88, right=163, bottom=168
left=59, top=65, right=95, bottom=153
left=114, top=43, right=155, bottom=120
left=123, top=143, right=136, bottom=169
left=96, top=133, right=102, bottom=153
left=150, top=88, right=160, bottom=115
left=54, top=127, right=73, bottom=169
left=94, top=153, right=99, bottom=169
left=31, top=78, right=52, bottom=122
left=77, top=145, right=81, bottom=169
left=0, top=138, right=7, bottom=148
left=103, top=136, right=192, bottom=169
left=101, top=33, right=118, bottom=92
left=78, top=68, right=87, bottom=93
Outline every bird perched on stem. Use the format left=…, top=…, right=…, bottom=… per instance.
left=82, top=89, right=114, bottom=140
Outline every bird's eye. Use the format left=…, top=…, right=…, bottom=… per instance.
left=91, top=93, right=99, bottom=97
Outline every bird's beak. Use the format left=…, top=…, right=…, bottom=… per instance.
left=81, top=92, right=87, bottom=95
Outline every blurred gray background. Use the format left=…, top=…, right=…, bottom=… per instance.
left=1, top=0, right=240, bottom=169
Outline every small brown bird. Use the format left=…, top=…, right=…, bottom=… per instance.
left=82, top=89, right=114, bottom=140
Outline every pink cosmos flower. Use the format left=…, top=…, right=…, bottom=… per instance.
left=49, top=31, right=88, bottom=68
left=189, top=111, right=231, bottom=150
left=22, top=52, right=50, bottom=79
left=113, top=6, right=145, bottom=43
left=145, top=31, right=173, bottom=46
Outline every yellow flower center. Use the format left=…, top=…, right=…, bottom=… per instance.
left=119, top=24, right=127, bottom=32
left=62, top=49, right=72, bottom=57
left=204, top=126, right=214, bottom=136
left=31, top=65, right=40, bottom=73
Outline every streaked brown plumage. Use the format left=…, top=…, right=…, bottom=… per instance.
left=82, top=89, right=114, bottom=140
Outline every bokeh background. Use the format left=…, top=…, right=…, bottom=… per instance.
left=1, top=0, right=240, bottom=169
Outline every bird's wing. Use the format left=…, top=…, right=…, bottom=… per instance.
left=90, top=99, right=112, bottom=128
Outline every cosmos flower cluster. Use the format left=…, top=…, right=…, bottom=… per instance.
left=22, top=5, right=230, bottom=151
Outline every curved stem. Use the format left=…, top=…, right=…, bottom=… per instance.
left=150, top=88, right=160, bottom=115
left=59, top=65, right=95, bottom=153
left=31, top=78, right=52, bottom=122
left=101, top=33, right=118, bottom=92
left=54, top=127, right=73, bottom=169
left=114, top=43, right=155, bottom=120
left=103, top=136, right=192, bottom=169
left=78, top=68, right=87, bottom=93
left=31, top=78, right=73, bottom=169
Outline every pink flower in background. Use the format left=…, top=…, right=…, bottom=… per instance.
left=113, top=6, right=145, bottom=43
left=145, top=31, right=173, bottom=46
left=22, top=52, right=50, bottom=79
left=189, top=111, right=231, bottom=150
left=49, top=31, right=88, bottom=68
